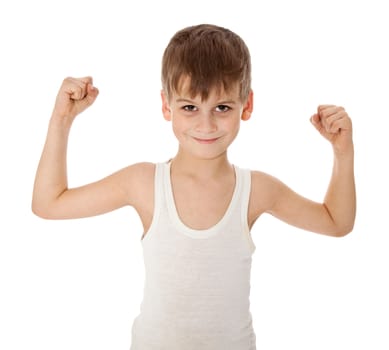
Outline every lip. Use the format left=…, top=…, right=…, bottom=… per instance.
left=192, top=137, right=220, bottom=144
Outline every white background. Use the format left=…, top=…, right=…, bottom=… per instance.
left=1, top=0, right=388, bottom=349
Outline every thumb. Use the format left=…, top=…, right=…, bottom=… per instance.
left=79, top=83, right=99, bottom=110
left=85, top=83, right=99, bottom=105
left=310, top=113, right=322, bottom=130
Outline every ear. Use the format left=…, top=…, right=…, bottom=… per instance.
left=161, top=90, right=172, bottom=121
left=241, top=89, right=254, bottom=121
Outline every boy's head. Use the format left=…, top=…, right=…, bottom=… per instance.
left=161, top=24, right=251, bottom=103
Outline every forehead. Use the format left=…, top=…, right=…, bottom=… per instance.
left=175, top=75, right=241, bottom=101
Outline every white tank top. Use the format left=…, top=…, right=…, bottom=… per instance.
left=130, top=162, right=257, bottom=350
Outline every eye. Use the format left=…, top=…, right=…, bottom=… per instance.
left=183, top=105, right=198, bottom=112
left=215, top=105, right=231, bottom=112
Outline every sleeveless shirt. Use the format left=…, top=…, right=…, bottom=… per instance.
left=130, top=162, right=257, bottom=350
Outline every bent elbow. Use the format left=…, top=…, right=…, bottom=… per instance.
left=31, top=205, right=49, bottom=220
left=31, top=200, right=57, bottom=220
left=332, top=223, right=355, bottom=237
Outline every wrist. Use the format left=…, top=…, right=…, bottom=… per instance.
left=333, top=142, right=354, bottom=159
left=49, top=112, right=74, bottom=131
left=333, top=146, right=354, bottom=172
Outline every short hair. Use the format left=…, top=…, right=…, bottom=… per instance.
left=161, top=24, right=251, bottom=102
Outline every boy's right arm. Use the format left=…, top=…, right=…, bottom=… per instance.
left=32, top=77, right=152, bottom=220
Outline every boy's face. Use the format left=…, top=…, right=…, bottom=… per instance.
left=161, top=79, right=253, bottom=160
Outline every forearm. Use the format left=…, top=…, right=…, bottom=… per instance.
left=323, top=147, right=356, bottom=235
left=32, top=117, right=72, bottom=217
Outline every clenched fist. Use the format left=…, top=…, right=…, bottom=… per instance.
left=52, top=76, right=99, bottom=125
left=311, top=105, right=353, bottom=155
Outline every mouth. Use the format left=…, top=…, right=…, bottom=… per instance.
left=192, top=137, right=220, bottom=144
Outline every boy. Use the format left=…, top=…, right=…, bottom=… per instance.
left=32, top=24, right=356, bottom=349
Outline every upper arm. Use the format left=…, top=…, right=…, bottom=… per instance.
left=34, top=162, right=155, bottom=220
left=249, top=171, right=340, bottom=236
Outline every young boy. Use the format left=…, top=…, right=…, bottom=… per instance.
left=32, top=24, right=356, bottom=350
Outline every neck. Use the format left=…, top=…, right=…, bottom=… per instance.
left=170, top=150, right=233, bottom=179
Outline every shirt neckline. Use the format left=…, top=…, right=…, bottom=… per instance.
left=164, top=162, right=241, bottom=239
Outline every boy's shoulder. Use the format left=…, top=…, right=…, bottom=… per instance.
left=116, top=162, right=156, bottom=192
left=118, top=162, right=156, bottom=210
left=129, top=161, right=156, bottom=176
left=247, top=169, right=284, bottom=214
left=249, top=169, right=283, bottom=196
left=122, top=162, right=156, bottom=187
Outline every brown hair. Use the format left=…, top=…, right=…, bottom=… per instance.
left=161, top=24, right=251, bottom=102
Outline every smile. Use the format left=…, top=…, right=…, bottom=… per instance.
left=192, top=137, right=220, bottom=144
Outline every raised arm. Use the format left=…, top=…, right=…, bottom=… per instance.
left=31, top=77, right=152, bottom=220
left=250, top=105, right=356, bottom=237
left=311, top=105, right=356, bottom=235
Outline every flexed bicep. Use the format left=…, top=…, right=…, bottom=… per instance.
left=33, top=163, right=155, bottom=220
left=249, top=171, right=342, bottom=237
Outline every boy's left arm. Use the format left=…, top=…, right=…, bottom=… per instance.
left=254, top=105, right=356, bottom=237
left=310, top=105, right=356, bottom=235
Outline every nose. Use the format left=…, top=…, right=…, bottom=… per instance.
left=195, top=112, right=217, bottom=134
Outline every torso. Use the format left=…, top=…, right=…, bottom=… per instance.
left=170, top=168, right=235, bottom=230
left=128, top=162, right=275, bottom=239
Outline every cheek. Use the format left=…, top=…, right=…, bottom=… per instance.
left=225, top=118, right=241, bottom=140
left=224, top=116, right=240, bottom=131
left=171, top=118, right=189, bottom=138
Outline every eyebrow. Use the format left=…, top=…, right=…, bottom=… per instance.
left=176, top=98, right=237, bottom=105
